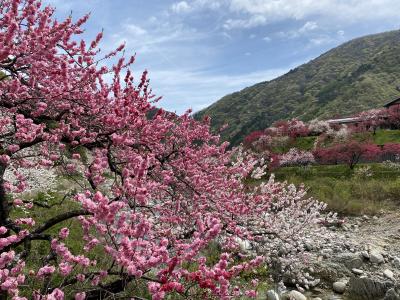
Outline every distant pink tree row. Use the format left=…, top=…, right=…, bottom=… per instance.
left=275, top=142, right=400, bottom=170
left=273, top=142, right=400, bottom=170
left=0, top=1, right=324, bottom=299
left=244, top=104, right=400, bottom=153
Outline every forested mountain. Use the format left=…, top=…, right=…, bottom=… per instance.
left=195, top=30, right=400, bottom=145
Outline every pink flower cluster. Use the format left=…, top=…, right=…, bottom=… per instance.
left=279, top=148, right=315, bottom=167
left=0, top=251, right=26, bottom=298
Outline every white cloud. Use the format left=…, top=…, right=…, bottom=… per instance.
left=113, top=20, right=205, bottom=56
left=171, top=1, right=191, bottom=13
left=183, top=0, right=225, bottom=11
left=124, top=24, right=147, bottom=36
left=275, top=21, right=318, bottom=40
left=299, top=21, right=318, bottom=33
left=163, top=0, right=400, bottom=37
left=177, top=0, right=400, bottom=31
left=262, top=36, right=271, bottom=42
left=229, top=0, right=311, bottom=20
left=228, top=0, right=400, bottom=25
left=223, top=14, right=267, bottom=30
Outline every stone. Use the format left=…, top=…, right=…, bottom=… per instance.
left=266, top=289, right=280, bottom=300
left=352, top=268, right=364, bottom=275
left=287, top=290, right=307, bottom=300
left=370, top=250, right=385, bottom=264
left=384, top=286, right=400, bottom=300
left=312, top=261, right=350, bottom=283
left=384, top=269, right=395, bottom=281
left=348, top=276, right=394, bottom=300
left=342, top=224, right=350, bottom=232
left=328, top=296, right=343, bottom=300
left=333, top=281, right=347, bottom=294
left=334, top=253, right=363, bottom=270
left=393, top=257, right=400, bottom=269
left=304, top=242, right=313, bottom=251
left=361, top=251, right=370, bottom=259
left=282, top=291, right=308, bottom=300
left=322, top=248, right=334, bottom=258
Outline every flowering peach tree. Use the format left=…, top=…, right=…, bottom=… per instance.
left=0, top=1, right=325, bottom=299
left=278, top=148, right=315, bottom=167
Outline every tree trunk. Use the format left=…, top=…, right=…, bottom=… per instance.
left=0, top=164, right=9, bottom=300
left=0, top=289, right=7, bottom=300
left=0, top=164, right=9, bottom=228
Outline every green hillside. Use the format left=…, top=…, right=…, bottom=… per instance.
left=195, top=30, right=400, bottom=145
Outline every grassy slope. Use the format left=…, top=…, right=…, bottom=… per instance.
left=373, top=129, right=400, bottom=144
left=195, top=30, right=400, bottom=145
left=273, top=163, right=400, bottom=215
left=273, top=130, right=400, bottom=216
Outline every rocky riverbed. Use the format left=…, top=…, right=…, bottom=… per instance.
left=266, top=210, right=400, bottom=300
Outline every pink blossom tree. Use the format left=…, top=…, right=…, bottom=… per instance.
left=278, top=148, right=315, bottom=167
left=243, top=130, right=265, bottom=149
left=270, top=119, right=309, bottom=138
left=385, top=105, right=400, bottom=129
left=356, top=108, right=386, bottom=134
left=0, top=1, right=325, bottom=299
left=307, top=119, right=331, bottom=135
left=382, top=143, right=400, bottom=156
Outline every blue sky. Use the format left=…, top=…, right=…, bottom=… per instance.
left=46, top=0, right=400, bottom=114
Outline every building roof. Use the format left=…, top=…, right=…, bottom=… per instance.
left=383, top=97, right=400, bottom=108
left=326, top=117, right=361, bottom=124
